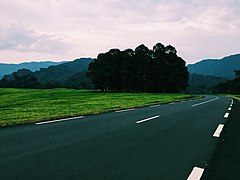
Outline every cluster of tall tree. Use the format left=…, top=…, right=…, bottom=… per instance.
left=88, top=43, right=189, bottom=93
left=214, top=70, right=240, bottom=94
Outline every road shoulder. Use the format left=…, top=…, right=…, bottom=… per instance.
left=202, top=98, right=240, bottom=179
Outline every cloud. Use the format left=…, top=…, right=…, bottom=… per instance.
left=0, top=23, right=73, bottom=54
left=0, top=0, right=239, bottom=63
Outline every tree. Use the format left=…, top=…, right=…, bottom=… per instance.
left=120, top=49, right=136, bottom=91
left=165, top=45, right=177, bottom=54
left=134, top=44, right=151, bottom=92
left=88, top=54, right=107, bottom=91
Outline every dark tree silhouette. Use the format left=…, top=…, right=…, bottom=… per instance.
left=0, top=69, right=41, bottom=88
left=88, top=43, right=189, bottom=93
left=0, top=74, right=41, bottom=88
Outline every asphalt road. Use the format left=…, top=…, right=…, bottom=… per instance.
left=0, top=96, right=231, bottom=180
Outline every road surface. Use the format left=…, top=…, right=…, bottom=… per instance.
left=0, top=96, right=231, bottom=180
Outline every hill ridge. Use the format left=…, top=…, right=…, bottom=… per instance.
left=0, top=61, right=65, bottom=78
left=188, top=54, right=240, bottom=78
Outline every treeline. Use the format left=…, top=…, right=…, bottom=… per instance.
left=214, top=70, right=240, bottom=94
left=0, top=69, right=40, bottom=88
left=0, top=69, right=93, bottom=89
left=0, top=72, right=41, bottom=89
left=88, top=43, right=189, bottom=93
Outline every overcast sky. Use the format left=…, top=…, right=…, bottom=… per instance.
left=0, top=0, right=239, bottom=64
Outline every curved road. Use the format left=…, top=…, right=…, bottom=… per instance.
left=0, top=96, right=232, bottom=180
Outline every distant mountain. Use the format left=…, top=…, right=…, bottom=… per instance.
left=188, top=54, right=240, bottom=79
left=1, top=58, right=94, bottom=89
left=0, top=61, right=65, bottom=78
left=34, top=58, right=93, bottom=87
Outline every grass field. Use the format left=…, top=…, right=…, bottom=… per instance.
left=0, top=88, right=196, bottom=127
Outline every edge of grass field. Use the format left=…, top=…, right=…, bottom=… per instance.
left=0, top=92, right=202, bottom=128
left=1, top=95, right=202, bottom=128
left=34, top=96, right=199, bottom=125
left=224, top=94, right=240, bottom=101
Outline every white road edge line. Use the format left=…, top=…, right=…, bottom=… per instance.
left=36, top=116, right=84, bottom=125
left=116, top=108, right=135, bottom=113
left=224, top=112, right=229, bottom=118
left=169, top=102, right=175, bottom=105
left=192, top=97, right=218, bottom=107
left=136, top=115, right=160, bottom=124
left=230, top=98, right=234, bottom=107
left=187, top=167, right=204, bottom=180
left=213, top=124, right=224, bottom=137
left=149, top=104, right=160, bottom=108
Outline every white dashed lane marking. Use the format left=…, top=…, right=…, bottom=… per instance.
left=192, top=97, right=218, bottom=107
left=187, top=167, right=204, bottom=180
left=213, top=124, right=224, bottom=138
left=36, top=116, right=84, bottom=125
left=115, top=109, right=135, bottom=113
left=136, top=115, right=160, bottom=124
left=224, top=112, right=229, bottom=118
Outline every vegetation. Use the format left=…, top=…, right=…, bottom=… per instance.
left=35, top=58, right=92, bottom=88
left=88, top=43, right=189, bottom=93
left=214, top=70, right=240, bottom=94
left=0, top=88, right=195, bottom=127
left=0, top=58, right=93, bottom=89
left=225, top=94, right=240, bottom=101
left=187, top=73, right=228, bottom=94
left=0, top=69, right=41, bottom=88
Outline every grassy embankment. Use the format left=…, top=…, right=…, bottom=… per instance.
left=225, top=94, right=240, bottom=101
left=0, top=88, right=196, bottom=127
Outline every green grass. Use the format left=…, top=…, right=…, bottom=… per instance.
left=224, top=94, right=240, bottom=101
left=0, top=88, right=196, bottom=127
